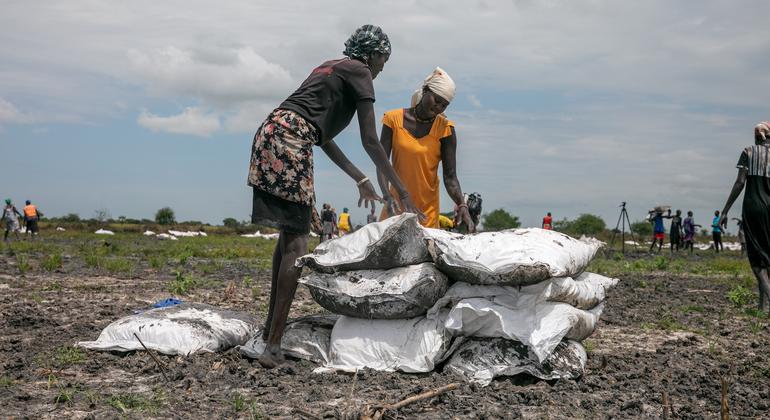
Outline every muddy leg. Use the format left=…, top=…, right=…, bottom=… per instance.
left=751, top=266, right=770, bottom=312
left=261, top=235, right=283, bottom=341
left=258, top=230, right=308, bottom=369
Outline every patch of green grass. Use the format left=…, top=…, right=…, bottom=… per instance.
left=727, top=285, right=755, bottom=308
left=103, top=257, right=134, bottom=275
left=42, top=281, right=63, bottom=292
left=243, top=276, right=253, bottom=288
left=54, top=386, right=76, bottom=406
left=53, top=346, right=87, bottom=367
left=232, top=392, right=247, bottom=412
left=107, top=389, right=164, bottom=414
left=657, top=314, right=685, bottom=331
left=41, top=253, right=63, bottom=272
left=0, top=376, right=13, bottom=388
left=637, top=280, right=648, bottom=288
left=16, top=255, right=31, bottom=274
left=148, top=255, right=165, bottom=270
left=749, top=319, right=766, bottom=334
left=583, top=339, right=596, bottom=354
left=169, top=271, right=197, bottom=295
left=83, top=252, right=103, bottom=268
left=743, top=307, right=767, bottom=318
left=681, top=305, right=705, bottom=314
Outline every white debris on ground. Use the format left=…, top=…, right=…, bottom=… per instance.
left=56, top=227, right=66, bottom=232
left=156, top=233, right=178, bottom=241
left=240, top=231, right=279, bottom=239
left=94, top=229, right=114, bottom=235
left=168, top=230, right=208, bottom=237
left=143, top=230, right=156, bottom=236
left=694, top=241, right=742, bottom=251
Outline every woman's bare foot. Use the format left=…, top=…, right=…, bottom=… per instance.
left=257, top=346, right=285, bottom=369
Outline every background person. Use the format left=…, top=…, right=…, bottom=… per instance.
left=669, top=209, right=683, bottom=253
left=320, top=203, right=335, bottom=242
left=648, top=208, right=671, bottom=253
left=23, top=200, right=41, bottom=238
left=712, top=210, right=724, bottom=252
left=719, top=122, right=770, bottom=311
left=682, top=211, right=702, bottom=254
left=542, top=212, right=553, bottom=230
left=3, top=199, right=22, bottom=242
left=338, top=208, right=351, bottom=234
left=376, top=67, right=473, bottom=232
left=247, top=25, right=420, bottom=368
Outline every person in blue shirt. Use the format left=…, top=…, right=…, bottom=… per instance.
left=648, top=209, right=672, bottom=253
left=712, top=210, right=724, bottom=252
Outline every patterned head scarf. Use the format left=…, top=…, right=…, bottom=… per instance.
left=410, top=67, right=456, bottom=108
left=755, top=122, right=770, bottom=141
left=343, top=25, right=391, bottom=61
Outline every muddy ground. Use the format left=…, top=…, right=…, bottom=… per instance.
left=1, top=235, right=769, bottom=419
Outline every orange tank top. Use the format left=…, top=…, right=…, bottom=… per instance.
left=379, top=109, right=454, bottom=228
left=24, top=205, right=37, bottom=218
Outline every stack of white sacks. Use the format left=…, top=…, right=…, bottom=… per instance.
left=242, top=213, right=617, bottom=386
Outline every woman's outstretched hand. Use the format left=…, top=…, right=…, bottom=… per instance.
left=456, top=205, right=476, bottom=233
left=357, top=180, right=383, bottom=209
left=398, top=193, right=426, bottom=222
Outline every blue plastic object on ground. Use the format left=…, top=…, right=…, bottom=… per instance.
left=152, top=298, right=183, bottom=308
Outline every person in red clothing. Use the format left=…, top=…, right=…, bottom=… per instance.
left=542, top=212, right=553, bottom=230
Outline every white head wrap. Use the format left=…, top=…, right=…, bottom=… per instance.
left=756, top=122, right=770, bottom=141
left=410, top=67, right=456, bottom=108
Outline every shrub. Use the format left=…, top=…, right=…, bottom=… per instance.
left=155, top=207, right=176, bottom=225
left=557, top=214, right=606, bottom=236
left=727, top=285, right=755, bottom=308
left=222, top=218, right=240, bottom=228
left=631, top=220, right=652, bottom=236
left=481, top=209, right=521, bottom=231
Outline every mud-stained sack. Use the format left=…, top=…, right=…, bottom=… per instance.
left=445, top=338, right=586, bottom=386
left=239, top=315, right=336, bottom=364
left=77, top=303, right=258, bottom=356
left=318, top=310, right=459, bottom=373
left=296, top=213, right=431, bottom=273
left=299, top=263, right=449, bottom=319
left=425, top=228, right=602, bottom=286
left=438, top=298, right=603, bottom=362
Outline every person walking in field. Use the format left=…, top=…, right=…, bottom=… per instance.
left=719, top=121, right=770, bottom=311
left=3, top=199, right=22, bottom=242
left=320, top=203, right=335, bottom=242
left=247, top=25, right=420, bottom=368
left=542, top=212, right=553, bottom=230
left=23, top=200, right=42, bottom=238
left=338, top=208, right=351, bottom=234
left=712, top=210, right=724, bottom=252
left=682, top=211, right=701, bottom=254
left=376, top=67, right=473, bottom=232
left=669, top=209, right=683, bottom=253
left=648, top=208, right=671, bottom=253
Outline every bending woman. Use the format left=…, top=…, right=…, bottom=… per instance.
left=248, top=25, right=419, bottom=368
left=719, top=122, right=770, bottom=312
left=376, top=67, right=474, bottom=231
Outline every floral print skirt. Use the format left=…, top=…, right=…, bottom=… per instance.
left=248, top=109, right=320, bottom=234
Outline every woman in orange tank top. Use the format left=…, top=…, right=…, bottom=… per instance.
left=376, top=67, right=475, bottom=231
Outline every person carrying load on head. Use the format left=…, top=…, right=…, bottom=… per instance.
left=719, top=121, right=770, bottom=312
left=542, top=212, right=553, bottom=230
left=23, top=199, right=42, bottom=238
left=376, top=67, right=474, bottom=232
left=247, top=24, right=420, bottom=368
left=648, top=207, right=672, bottom=253
left=3, top=199, right=22, bottom=242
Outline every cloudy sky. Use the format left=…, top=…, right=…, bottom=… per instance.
left=2, top=0, right=769, bottom=230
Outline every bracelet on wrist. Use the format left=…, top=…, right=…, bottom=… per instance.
left=356, top=177, right=369, bottom=187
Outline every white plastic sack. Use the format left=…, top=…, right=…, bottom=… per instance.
left=77, top=303, right=258, bottom=356
left=157, top=233, right=178, bottom=241
left=94, top=229, right=114, bottom=235
left=143, top=230, right=156, bottom=236
left=445, top=338, right=586, bottom=386
left=168, top=230, right=207, bottom=237
left=439, top=298, right=603, bottom=362
left=430, top=272, right=617, bottom=312
left=239, top=315, right=336, bottom=364
left=299, top=263, right=448, bottom=319
left=425, top=228, right=602, bottom=286
left=319, top=310, right=459, bottom=373
left=297, top=213, right=431, bottom=273
left=56, top=227, right=66, bottom=232
left=240, top=231, right=279, bottom=239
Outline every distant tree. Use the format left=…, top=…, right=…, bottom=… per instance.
left=552, top=218, right=571, bottom=232
left=94, top=208, right=111, bottom=223
left=222, top=217, right=240, bottom=228
left=117, top=216, right=127, bottom=223
left=481, top=209, right=521, bottom=231
left=556, top=214, right=606, bottom=236
left=60, top=213, right=81, bottom=223
left=155, top=207, right=176, bottom=225
left=630, top=220, right=653, bottom=237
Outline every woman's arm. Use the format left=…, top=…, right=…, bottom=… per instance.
left=440, top=127, right=474, bottom=232
left=356, top=100, right=424, bottom=218
left=376, top=124, right=396, bottom=216
left=719, top=168, right=748, bottom=227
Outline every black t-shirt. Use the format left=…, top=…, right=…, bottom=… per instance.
left=321, top=209, right=335, bottom=223
left=279, top=58, right=375, bottom=145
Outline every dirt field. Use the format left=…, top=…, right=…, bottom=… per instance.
left=1, top=232, right=769, bottom=418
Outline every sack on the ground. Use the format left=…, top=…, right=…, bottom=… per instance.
left=296, top=213, right=431, bottom=273
left=318, top=310, right=460, bottom=373
left=425, top=228, right=602, bottom=286
left=299, top=263, right=449, bottom=319
left=445, top=338, right=586, bottom=386
left=77, top=303, right=258, bottom=356
left=437, top=298, right=603, bottom=362
left=429, top=272, right=617, bottom=312
left=239, top=315, right=336, bottom=364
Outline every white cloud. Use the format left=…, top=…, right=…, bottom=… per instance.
left=0, top=97, right=29, bottom=123
left=468, top=94, right=482, bottom=108
left=137, top=107, right=220, bottom=136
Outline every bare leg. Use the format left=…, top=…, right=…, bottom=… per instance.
left=751, top=266, right=770, bottom=312
left=261, top=234, right=283, bottom=341
left=258, top=230, right=308, bottom=368
left=649, top=239, right=655, bottom=253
